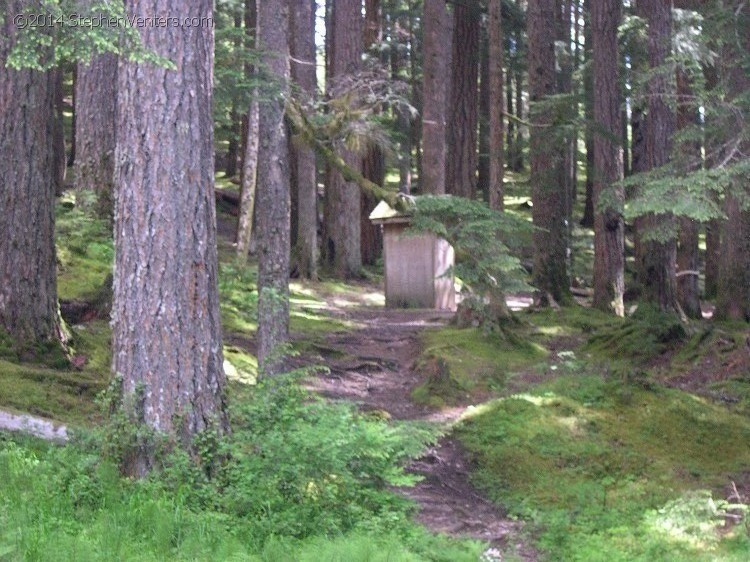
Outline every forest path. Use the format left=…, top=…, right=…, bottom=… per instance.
left=300, top=303, right=538, bottom=561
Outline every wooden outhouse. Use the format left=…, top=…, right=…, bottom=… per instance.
left=369, top=200, right=456, bottom=311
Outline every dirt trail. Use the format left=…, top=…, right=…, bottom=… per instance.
left=302, top=305, right=537, bottom=561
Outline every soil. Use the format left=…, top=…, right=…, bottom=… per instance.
left=299, top=300, right=538, bottom=560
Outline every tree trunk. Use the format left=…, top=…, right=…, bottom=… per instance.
left=75, top=46, right=117, bottom=219
left=290, top=0, right=319, bottom=279
left=512, top=64, right=525, bottom=171
left=256, top=0, right=292, bottom=375
left=0, top=3, right=62, bottom=352
left=715, top=5, right=750, bottom=322
left=420, top=0, right=450, bottom=194
left=591, top=0, right=625, bottom=316
left=445, top=0, right=480, bottom=199
left=52, top=69, right=67, bottom=197
left=675, top=69, right=701, bottom=319
left=528, top=0, right=570, bottom=304
left=580, top=0, right=595, bottom=228
left=478, top=32, right=490, bottom=201
left=113, top=0, right=227, bottom=477
left=639, top=0, right=680, bottom=315
left=391, top=13, right=412, bottom=194
left=488, top=0, right=504, bottom=211
left=361, top=0, right=384, bottom=266
left=506, top=71, right=515, bottom=171
left=237, top=0, right=259, bottom=260
left=68, top=66, right=77, bottom=167
left=325, top=0, right=363, bottom=277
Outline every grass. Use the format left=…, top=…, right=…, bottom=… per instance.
left=455, top=375, right=750, bottom=561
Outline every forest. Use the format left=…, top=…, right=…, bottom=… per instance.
left=0, top=0, right=749, bottom=560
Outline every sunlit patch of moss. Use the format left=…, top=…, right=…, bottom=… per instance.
left=456, top=375, right=750, bottom=560
left=223, top=346, right=257, bottom=385
left=412, top=327, right=547, bottom=407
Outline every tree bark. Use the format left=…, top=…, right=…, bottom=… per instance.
left=580, top=0, right=595, bottom=228
left=113, top=0, right=227, bottom=476
left=488, top=0, right=504, bottom=211
left=361, top=0, right=384, bottom=266
left=445, top=0, right=480, bottom=199
left=290, top=0, right=319, bottom=279
left=0, top=3, right=62, bottom=352
left=420, top=0, right=450, bottom=194
left=256, top=0, right=292, bottom=374
left=478, top=33, right=490, bottom=201
left=52, top=69, right=67, bottom=197
left=325, top=0, right=363, bottom=277
left=591, top=0, right=625, bottom=316
left=639, top=0, right=680, bottom=315
left=75, top=46, right=117, bottom=219
left=675, top=69, right=701, bottom=319
left=528, top=0, right=570, bottom=304
left=237, top=0, right=259, bottom=260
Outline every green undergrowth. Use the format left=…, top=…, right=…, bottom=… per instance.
left=412, top=326, right=547, bottom=408
left=56, top=194, right=114, bottom=302
left=0, top=321, right=111, bottom=426
left=0, top=376, right=482, bottom=561
left=455, top=374, right=750, bottom=561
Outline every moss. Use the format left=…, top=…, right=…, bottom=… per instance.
left=456, top=375, right=750, bottom=559
left=585, top=305, right=687, bottom=365
left=412, top=327, right=547, bottom=407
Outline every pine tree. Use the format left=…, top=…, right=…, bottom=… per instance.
left=113, top=0, right=227, bottom=476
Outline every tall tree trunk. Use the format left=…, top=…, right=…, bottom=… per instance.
left=420, top=0, right=450, bottom=194
left=68, top=66, right=77, bottom=167
left=675, top=69, right=701, bottom=319
left=528, top=0, right=570, bottom=304
left=392, top=8, right=412, bottom=194
left=488, top=0, right=504, bottom=211
left=702, top=64, right=721, bottom=299
left=639, top=0, right=679, bottom=315
left=75, top=46, right=117, bottom=219
left=555, top=0, right=575, bottom=232
left=361, top=0, right=384, bottom=266
left=478, top=32, right=490, bottom=201
left=715, top=4, right=750, bottom=322
left=506, top=70, right=516, bottom=171
left=325, top=0, right=363, bottom=277
left=237, top=0, right=259, bottom=260
left=445, top=0, right=480, bottom=199
left=257, top=0, right=292, bottom=374
left=591, top=0, right=625, bottom=316
left=580, top=0, right=595, bottom=228
left=0, top=3, right=62, bottom=352
left=113, top=0, right=227, bottom=477
left=52, top=69, right=67, bottom=197
left=290, top=0, right=319, bottom=279
left=512, top=63, right=525, bottom=171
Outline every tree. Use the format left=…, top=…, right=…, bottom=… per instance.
left=590, top=0, right=625, bottom=315
left=420, top=0, right=450, bottom=195
left=445, top=0, right=480, bottom=199
left=290, top=0, right=318, bottom=279
left=0, top=2, right=62, bottom=352
left=528, top=0, right=570, bottom=304
left=236, top=0, right=259, bottom=260
left=325, top=0, right=363, bottom=277
left=74, top=45, right=117, bottom=219
left=113, top=0, right=227, bottom=476
left=488, top=0, right=504, bottom=211
left=715, top=1, right=750, bottom=322
left=256, top=0, right=292, bottom=375
left=638, top=0, right=680, bottom=315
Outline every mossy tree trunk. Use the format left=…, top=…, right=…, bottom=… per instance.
left=256, top=0, right=292, bottom=375
left=0, top=2, right=62, bottom=353
left=113, top=0, right=228, bottom=477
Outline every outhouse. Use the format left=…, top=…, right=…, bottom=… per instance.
left=369, top=200, right=456, bottom=311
